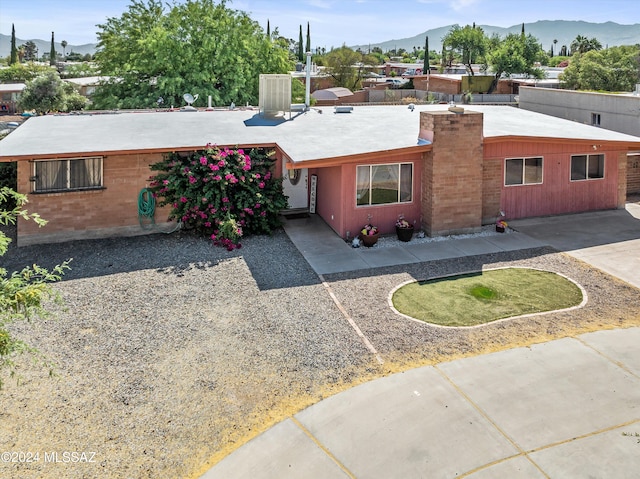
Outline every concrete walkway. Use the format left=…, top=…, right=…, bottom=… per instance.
left=201, top=206, right=640, bottom=479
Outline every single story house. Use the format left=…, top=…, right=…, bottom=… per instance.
left=1, top=104, right=639, bottom=246
left=0, top=83, right=26, bottom=114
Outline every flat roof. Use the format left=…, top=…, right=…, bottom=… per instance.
left=1, top=105, right=639, bottom=163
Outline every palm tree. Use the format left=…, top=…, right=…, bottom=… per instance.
left=61, top=40, right=68, bottom=59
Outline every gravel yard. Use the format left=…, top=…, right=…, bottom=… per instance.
left=1, top=226, right=639, bottom=479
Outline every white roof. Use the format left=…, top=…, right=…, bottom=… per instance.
left=0, top=83, right=26, bottom=92
left=1, top=105, right=639, bottom=163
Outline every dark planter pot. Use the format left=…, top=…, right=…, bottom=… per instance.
left=496, top=225, right=505, bottom=233
left=359, top=232, right=379, bottom=247
left=396, top=226, right=414, bottom=242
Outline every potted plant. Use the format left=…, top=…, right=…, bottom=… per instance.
left=359, top=223, right=379, bottom=247
left=395, top=214, right=414, bottom=242
left=496, top=211, right=508, bottom=233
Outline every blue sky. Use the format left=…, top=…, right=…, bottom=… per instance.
left=1, top=0, right=639, bottom=48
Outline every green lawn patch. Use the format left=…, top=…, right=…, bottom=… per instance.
left=391, top=268, right=584, bottom=327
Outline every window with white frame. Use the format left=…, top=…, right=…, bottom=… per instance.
left=505, top=157, right=543, bottom=186
left=571, top=154, right=604, bottom=181
left=33, top=157, right=103, bottom=192
left=356, top=163, right=412, bottom=206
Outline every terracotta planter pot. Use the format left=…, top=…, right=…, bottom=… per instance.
left=396, top=226, right=414, bottom=242
left=359, top=232, right=379, bottom=247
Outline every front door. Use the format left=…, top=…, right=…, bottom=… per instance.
left=282, top=167, right=308, bottom=209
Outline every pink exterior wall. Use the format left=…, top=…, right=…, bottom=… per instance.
left=484, top=142, right=622, bottom=221
left=311, top=165, right=345, bottom=234
left=312, top=152, right=424, bottom=239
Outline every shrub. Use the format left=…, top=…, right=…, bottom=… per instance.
left=149, top=146, right=288, bottom=250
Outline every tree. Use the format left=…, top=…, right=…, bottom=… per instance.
left=442, top=24, right=488, bottom=76
left=305, top=22, right=311, bottom=55
left=266, top=19, right=270, bottom=38
left=10, top=24, right=17, bottom=65
left=324, top=46, right=378, bottom=90
left=20, top=41, right=37, bottom=62
left=49, top=32, right=56, bottom=66
left=570, top=35, right=602, bottom=55
left=0, top=63, right=51, bottom=83
left=423, top=36, right=430, bottom=73
left=486, top=32, right=545, bottom=92
left=298, top=24, right=304, bottom=61
left=61, top=40, right=68, bottom=59
left=0, top=187, right=70, bottom=388
left=93, top=0, right=291, bottom=109
left=18, top=70, right=87, bottom=114
left=560, top=45, right=640, bottom=91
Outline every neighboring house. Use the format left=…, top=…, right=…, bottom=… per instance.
left=64, top=76, right=109, bottom=98
left=518, top=86, right=640, bottom=194
left=518, top=86, right=640, bottom=137
left=0, top=83, right=26, bottom=114
left=1, top=105, right=639, bottom=246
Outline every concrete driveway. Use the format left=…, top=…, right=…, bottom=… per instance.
left=509, top=203, right=640, bottom=289
left=201, top=205, right=640, bottom=479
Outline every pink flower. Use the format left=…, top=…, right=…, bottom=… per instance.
left=189, top=176, right=197, bottom=184
left=260, top=211, right=266, bottom=216
left=225, top=173, right=234, bottom=180
left=163, top=179, right=169, bottom=185
left=255, top=173, right=261, bottom=179
left=204, top=222, right=212, bottom=227
left=209, top=164, right=219, bottom=171
left=200, top=156, right=208, bottom=165
left=210, top=234, right=217, bottom=240
left=180, top=196, right=188, bottom=203
left=237, top=149, right=244, bottom=155
left=255, top=203, right=261, bottom=208
left=242, top=165, right=251, bottom=171
left=259, top=182, right=265, bottom=189
left=213, top=175, right=222, bottom=181
left=222, top=197, right=229, bottom=203
left=183, top=167, right=190, bottom=174
left=265, top=172, right=271, bottom=180
left=202, top=197, right=208, bottom=203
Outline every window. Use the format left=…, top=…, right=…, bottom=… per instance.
left=571, top=154, right=604, bottom=181
left=505, top=157, right=543, bottom=186
left=356, top=163, right=412, bottom=206
left=591, top=113, right=601, bottom=127
left=33, top=157, right=103, bottom=192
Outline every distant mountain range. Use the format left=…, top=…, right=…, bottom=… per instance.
left=0, top=35, right=97, bottom=59
left=1, top=20, right=638, bottom=60
left=353, top=20, right=640, bottom=53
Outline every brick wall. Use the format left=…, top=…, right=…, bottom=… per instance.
left=420, top=109, right=484, bottom=236
left=482, top=158, right=503, bottom=223
left=17, top=153, right=172, bottom=245
left=628, top=153, right=640, bottom=195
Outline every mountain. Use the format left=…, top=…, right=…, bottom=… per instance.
left=352, top=20, right=640, bottom=53
left=1, top=20, right=637, bottom=60
left=0, top=35, right=98, bottom=58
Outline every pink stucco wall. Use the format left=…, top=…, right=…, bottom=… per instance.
left=312, top=151, right=424, bottom=239
left=484, top=141, right=621, bottom=220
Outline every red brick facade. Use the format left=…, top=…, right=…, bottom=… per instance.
left=17, top=153, right=172, bottom=245
left=420, top=109, right=484, bottom=235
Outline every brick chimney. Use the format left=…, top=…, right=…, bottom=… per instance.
left=420, top=108, right=484, bottom=236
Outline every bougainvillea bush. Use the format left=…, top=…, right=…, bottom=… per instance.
left=148, top=145, right=288, bottom=250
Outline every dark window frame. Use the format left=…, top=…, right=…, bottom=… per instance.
left=504, top=156, right=544, bottom=186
